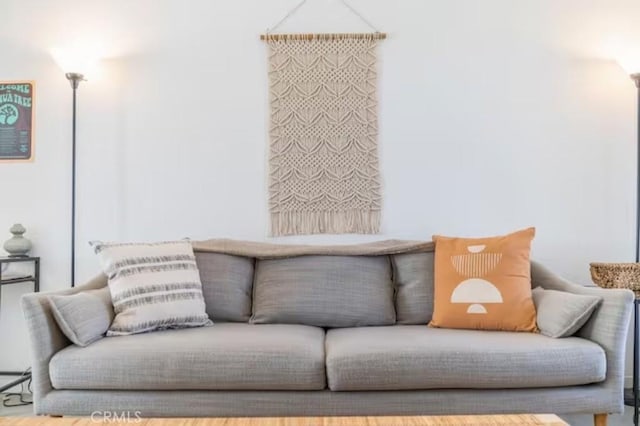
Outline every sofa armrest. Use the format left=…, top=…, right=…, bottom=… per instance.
left=531, top=261, right=633, bottom=409
left=21, top=274, right=107, bottom=412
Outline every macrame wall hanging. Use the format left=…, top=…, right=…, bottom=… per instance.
left=261, top=0, right=386, bottom=236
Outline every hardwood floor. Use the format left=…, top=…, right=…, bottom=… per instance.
left=2, top=400, right=635, bottom=426
left=0, top=414, right=567, bottom=426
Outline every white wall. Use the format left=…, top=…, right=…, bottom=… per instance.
left=1, top=0, right=640, bottom=379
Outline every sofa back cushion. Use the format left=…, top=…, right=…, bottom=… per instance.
left=195, top=252, right=255, bottom=322
left=251, top=255, right=395, bottom=327
left=392, top=252, right=434, bottom=324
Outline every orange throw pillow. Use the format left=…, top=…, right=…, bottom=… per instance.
left=429, top=227, right=537, bottom=332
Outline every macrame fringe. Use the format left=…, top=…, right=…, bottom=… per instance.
left=271, top=210, right=381, bottom=237
left=261, top=33, right=386, bottom=42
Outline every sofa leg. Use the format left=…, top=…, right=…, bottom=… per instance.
left=594, top=413, right=607, bottom=426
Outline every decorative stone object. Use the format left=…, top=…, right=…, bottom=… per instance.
left=3, top=223, right=32, bottom=257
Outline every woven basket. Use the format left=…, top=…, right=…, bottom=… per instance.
left=590, top=262, right=640, bottom=297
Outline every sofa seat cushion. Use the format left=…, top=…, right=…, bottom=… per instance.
left=50, top=323, right=326, bottom=391
left=325, top=326, right=606, bottom=391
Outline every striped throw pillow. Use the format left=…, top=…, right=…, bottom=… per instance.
left=91, top=240, right=212, bottom=336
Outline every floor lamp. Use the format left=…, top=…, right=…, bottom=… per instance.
left=590, top=62, right=640, bottom=424
left=617, top=68, right=640, bottom=424
left=65, top=72, right=84, bottom=287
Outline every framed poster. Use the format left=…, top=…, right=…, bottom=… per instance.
left=0, top=81, right=35, bottom=162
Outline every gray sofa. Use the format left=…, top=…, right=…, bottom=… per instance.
left=21, top=240, right=633, bottom=421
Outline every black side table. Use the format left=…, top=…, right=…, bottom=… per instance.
left=0, top=256, right=39, bottom=394
left=622, top=297, right=640, bottom=425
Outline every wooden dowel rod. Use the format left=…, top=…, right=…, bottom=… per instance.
left=260, top=33, right=387, bottom=41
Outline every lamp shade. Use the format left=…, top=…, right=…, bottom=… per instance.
left=51, top=46, right=101, bottom=77
left=617, top=56, right=640, bottom=76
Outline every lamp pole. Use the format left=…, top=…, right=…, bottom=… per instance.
left=634, top=73, right=640, bottom=263
left=65, top=72, right=84, bottom=287
left=631, top=71, right=640, bottom=426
